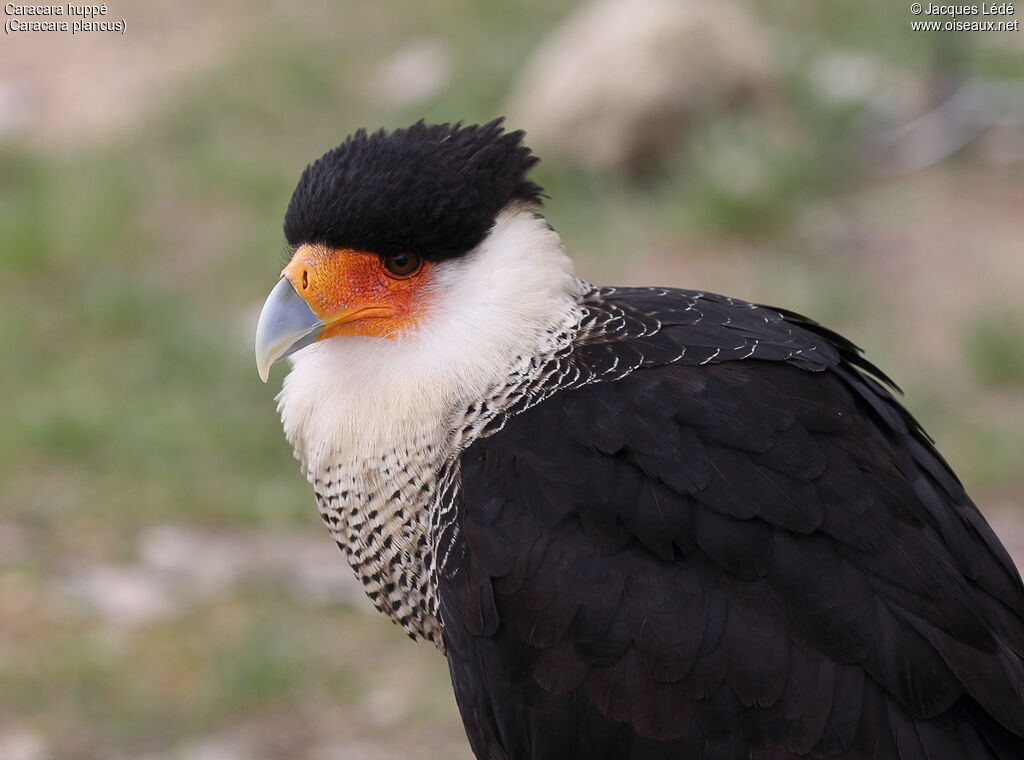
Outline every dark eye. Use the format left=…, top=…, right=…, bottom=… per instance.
left=382, top=252, right=422, bottom=278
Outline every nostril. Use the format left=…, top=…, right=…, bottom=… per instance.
left=301, top=270, right=309, bottom=290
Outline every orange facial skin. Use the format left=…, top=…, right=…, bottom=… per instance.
left=281, top=245, right=433, bottom=339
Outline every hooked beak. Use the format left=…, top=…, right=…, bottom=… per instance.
left=254, top=278, right=323, bottom=383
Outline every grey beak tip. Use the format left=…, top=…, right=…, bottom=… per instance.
left=254, top=278, right=324, bottom=382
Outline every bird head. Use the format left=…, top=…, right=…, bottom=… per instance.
left=255, top=119, right=560, bottom=383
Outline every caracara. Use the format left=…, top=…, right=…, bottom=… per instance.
left=254, top=120, right=1024, bottom=759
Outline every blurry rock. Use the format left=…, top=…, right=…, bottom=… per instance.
left=139, top=525, right=368, bottom=609
left=369, top=39, right=453, bottom=108
left=63, top=525, right=369, bottom=629
left=66, top=564, right=178, bottom=627
left=139, top=524, right=246, bottom=596
left=134, top=736, right=250, bottom=760
left=313, top=739, right=474, bottom=760
left=810, top=51, right=891, bottom=105
left=0, top=83, right=28, bottom=140
left=505, top=0, right=776, bottom=175
left=285, top=550, right=363, bottom=607
left=0, top=729, right=47, bottom=760
left=316, top=740, right=387, bottom=760
left=176, top=742, right=246, bottom=760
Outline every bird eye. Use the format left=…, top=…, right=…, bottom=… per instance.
left=382, top=252, right=422, bottom=278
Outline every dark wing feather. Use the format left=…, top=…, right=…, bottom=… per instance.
left=440, top=287, right=1024, bottom=760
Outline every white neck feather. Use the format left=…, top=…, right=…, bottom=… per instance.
left=276, top=204, right=585, bottom=475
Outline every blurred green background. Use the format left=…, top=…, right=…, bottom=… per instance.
left=1, top=1, right=1023, bottom=758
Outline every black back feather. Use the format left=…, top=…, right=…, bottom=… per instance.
left=440, top=287, right=1024, bottom=760
left=283, top=119, right=543, bottom=260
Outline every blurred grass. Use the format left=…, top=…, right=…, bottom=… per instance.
left=965, top=310, right=1024, bottom=388
left=8, top=594, right=454, bottom=756
left=1, top=0, right=1022, bottom=757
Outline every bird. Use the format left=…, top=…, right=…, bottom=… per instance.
left=254, top=120, right=1024, bottom=759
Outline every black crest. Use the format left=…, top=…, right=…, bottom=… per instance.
left=283, top=119, right=543, bottom=261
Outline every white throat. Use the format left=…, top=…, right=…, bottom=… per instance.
left=276, top=204, right=584, bottom=476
